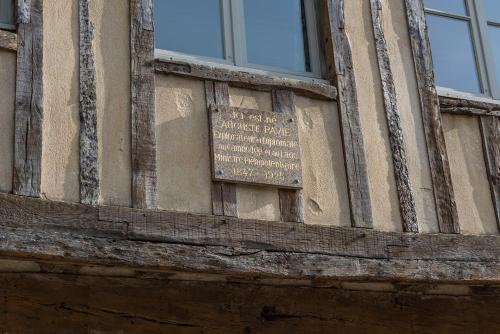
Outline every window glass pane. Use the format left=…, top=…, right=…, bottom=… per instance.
left=487, top=25, right=500, bottom=95
left=424, top=0, right=467, bottom=16
left=426, top=14, right=481, bottom=93
left=244, top=0, right=309, bottom=72
left=484, top=0, right=500, bottom=22
left=154, top=0, right=224, bottom=59
left=0, top=0, right=14, bottom=27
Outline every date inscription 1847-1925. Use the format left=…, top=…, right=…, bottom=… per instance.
left=209, top=105, right=303, bottom=189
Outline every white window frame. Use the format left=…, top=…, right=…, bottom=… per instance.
left=0, top=0, right=15, bottom=31
left=154, top=0, right=326, bottom=82
left=425, top=0, right=500, bottom=101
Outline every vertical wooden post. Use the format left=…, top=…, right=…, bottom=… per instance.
left=479, top=116, right=500, bottom=232
left=130, top=0, right=157, bottom=209
left=13, top=0, right=43, bottom=197
left=404, top=0, right=459, bottom=234
left=205, top=81, right=237, bottom=217
left=272, top=90, right=304, bottom=223
left=370, top=0, right=418, bottom=232
left=325, top=0, right=373, bottom=228
left=79, top=0, right=99, bottom=206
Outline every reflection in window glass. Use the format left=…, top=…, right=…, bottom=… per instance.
left=426, top=14, right=481, bottom=93
left=485, top=0, right=500, bottom=23
left=154, top=0, right=224, bottom=59
left=424, top=0, right=467, bottom=16
left=0, top=0, right=14, bottom=27
left=244, top=0, right=309, bottom=72
left=488, top=26, right=500, bottom=95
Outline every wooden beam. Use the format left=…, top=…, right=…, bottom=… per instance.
left=0, top=30, right=17, bottom=52
left=154, top=59, right=338, bottom=101
left=479, top=116, right=500, bottom=232
left=13, top=0, right=43, bottom=197
left=79, top=0, right=99, bottom=206
left=130, top=0, right=157, bottom=209
left=440, top=95, right=500, bottom=118
left=0, top=194, right=499, bottom=283
left=369, top=0, right=418, bottom=233
left=404, top=0, right=459, bottom=234
left=205, top=81, right=237, bottom=217
left=272, top=90, right=304, bottom=223
left=325, top=0, right=373, bottom=229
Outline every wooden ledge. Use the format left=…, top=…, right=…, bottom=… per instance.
left=0, top=30, right=16, bottom=52
left=440, top=95, right=500, bottom=117
left=154, top=59, right=337, bottom=101
left=0, top=193, right=499, bottom=284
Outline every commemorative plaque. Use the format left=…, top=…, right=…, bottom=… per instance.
left=209, top=105, right=303, bottom=189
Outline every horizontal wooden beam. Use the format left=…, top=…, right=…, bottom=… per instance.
left=440, top=96, right=500, bottom=117
left=0, top=30, right=17, bottom=52
left=154, top=59, right=337, bottom=101
left=0, top=194, right=499, bottom=283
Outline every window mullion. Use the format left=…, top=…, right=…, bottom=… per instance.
left=474, top=0, right=500, bottom=99
left=230, top=0, right=247, bottom=67
left=221, top=0, right=235, bottom=63
left=468, top=0, right=496, bottom=97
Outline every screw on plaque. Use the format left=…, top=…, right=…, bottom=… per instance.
left=293, top=179, right=300, bottom=184
left=217, top=170, right=224, bottom=176
left=288, top=118, right=294, bottom=123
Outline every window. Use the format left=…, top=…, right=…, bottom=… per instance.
left=0, top=0, right=15, bottom=30
left=424, top=0, right=500, bottom=100
left=154, top=0, right=322, bottom=79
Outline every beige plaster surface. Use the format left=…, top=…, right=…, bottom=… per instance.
left=91, top=0, right=132, bottom=207
left=0, top=50, right=16, bottom=193
left=155, top=75, right=212, bottom=214
left=296, top=97, right=350, bottom=226
left=442, top=115, right=497, bottom=235
left=381, top=0, right=439, bottom=233
left=345, top=0, right=402, bottom=231
left=228, top=88, right=280, bottom=221
left=41, top=0, right=80, bottom=202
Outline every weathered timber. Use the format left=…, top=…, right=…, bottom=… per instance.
left=325, top=0, right=373, bottom=229
left=79, top=0, right=99, bottom=206
left=272, top=90, right=304, bottom=223
left=205, top=81, right=237, bottom=217
left=440, top=95, right=500, bottom=117
left=479, top=116, right=500, bottom=231
left=0, top=194, right=499, bottom=284
left=1, top=274, right=500, bottom=334
left=155, top=59, right=337, bottom=101
left=370, top=0, right=418, bottom=233
left=13, top=0, right=43, bottom=197
left=0, top=29, right=17, bottom=52
left=130, top=0, right=157, bottom=209
left=404, top=0, right=459, bottom=234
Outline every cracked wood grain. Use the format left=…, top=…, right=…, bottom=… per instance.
left=13, top=0, right=43, bottom=197
left=325, top=0, right=373, bottom=228
left=479, top=116, right=500, bottom=232
left=130, top=0, right=157, bottom=209
left=205, top=81, right=237, bottom=217
left=404, top=0, right=459, bottom=234
left=370, top=0, right=418, bottom=232
left=79, top=0, right=99, bottom=206
left=272, top=90, right=304, bottom=223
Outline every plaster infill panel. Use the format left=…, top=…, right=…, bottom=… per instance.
left=345, top=0, right=402, bottom=231
left=296, top=96, right=350, bottom=226
left=91, top=0, right=132, bottom=207
left=0, top=50, right=15, bottom=193
left=382, top=0, right=439, bottom=233
left=442, top=114, right=497, bottom=235
left=156, top=75, right=212, bottom=214
left=41, top=0, right=80, bottom=202
left=228, top=87, right=280, bottom=221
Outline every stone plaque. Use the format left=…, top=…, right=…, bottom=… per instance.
left=209, top=105, right=303, bottom=189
